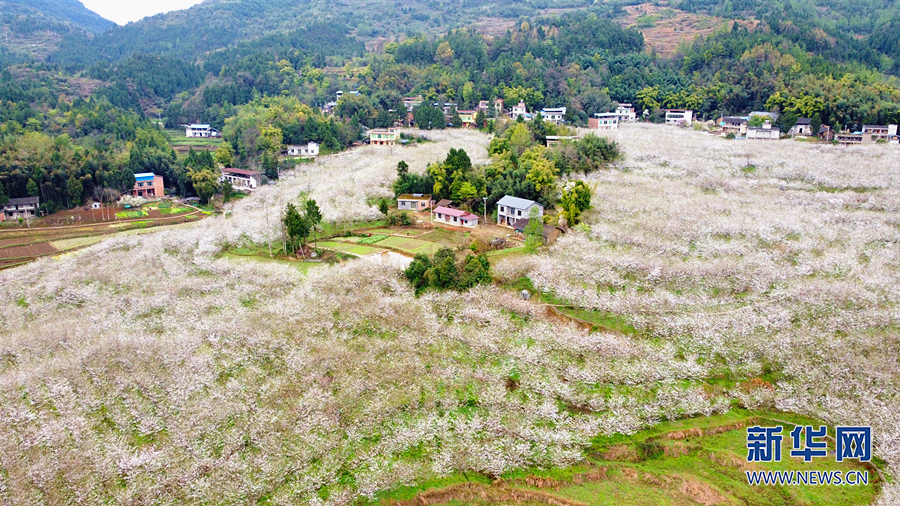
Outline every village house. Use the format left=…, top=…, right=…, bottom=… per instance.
left=746, top=120, right=780, bottom=140
left=397, top=194, right=432, bottom=211
left=862, top=124, right=898, bottom=142
left=2, top=196, right=39, bottom=220
left=435, top=199, right=455, bottom=208
left=433, top=206, right=479, bottom=228
left=219, top=168, right=262, bottom=191
left=665, top=109, right=693, bottom=126
left=321, top=101, right=337, bottom=115
left=185, top=124, right=218, bottom=138
left=589, top=112, right=619, bottom=130
left=457, top=110, right=476, bottom=127
left=539, top=107, right=567, bottom=125
left=818, top=125, right=835, bottom=141
left=615, top=103, right=637, bottom=122
left=497, top=195, right=543, bottom=227
left=835, top=132, right=871, bottom=145
left=789, top=118, right=813, bottom=136
left=494, top=98, right=504, bottom=117
left=476, top=100, right=490, bottom=114
left=285, top=142, right=319, bottom=158
left=721, top=116, right=748, bottom=136
left=131, top=173, right=165, bottom=198
left=509, top=101, right=530, bottom=120
left=369, top=128, right=398, bottom=146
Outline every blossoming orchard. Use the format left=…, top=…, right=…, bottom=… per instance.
left=2, top=125, right=900, bottom=504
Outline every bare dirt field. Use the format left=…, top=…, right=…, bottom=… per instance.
left=619, top=3, right=758, bottom=56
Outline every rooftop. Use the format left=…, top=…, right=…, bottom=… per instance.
left=4, top=197, right=39, bottom=206
left=222, top=168, right=261, bottom=176
left=434, top=206, right=478, bottom=220
left=398, top=194, right=432, bottom=201
left=497, top=195, right=540, bottom=209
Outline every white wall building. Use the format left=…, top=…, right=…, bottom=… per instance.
left=590, top=113, right=619, bottom=130
left=286, top=142, right=319, bottom=157
left=219, top=168, right=262, bottom=191
left=497, top=195, right=543, bottom=227
left=615, top=103, right=637, bottom=122
left=665, top=110, right=693, bottom=126
left=539, top=107, right=566, bottom=125
left=185, top=124, right=218, bottom=138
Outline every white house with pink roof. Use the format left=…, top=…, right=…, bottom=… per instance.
left=433, top=206, right=479, bottom=228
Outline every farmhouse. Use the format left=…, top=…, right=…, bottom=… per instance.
left=509, top=102, right=529, bottom=120
left=397, top=194, right=432, bottom=211
left=665, top=109, right=693, bottom=126
left=433, top=206, right=479, bottom=228
left=862, top=124, right=898, bottom=142
left=721, top=116, right=748, bottom=136
left=2, top=196, right=39, bottom=220
left=457, top=110, right=476, bottom=127
left=789, top=118, right=813, bottom=136
left=615, top=103, right=637, bottom=122
left=540, top=107, right=566, bottom=125
left=185, top=124, right=218, bottom=138
left=835, top=132, right=871, bottom=145
left=219, top=168, right=262, bottom=191
left=369, top=128, right=398, bottom=146
left=589, top=113, right=619, bottom=130
left=497, top=195, right=543, bottom=227
left=746, top=121, right=780, bottom=140
left=435, top=199, right=455, bottom=208
left=131, top=173, right=165, bottom=198
left=285, top=142, right=319, bottom=157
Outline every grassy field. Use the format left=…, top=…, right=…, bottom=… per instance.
left=378, top=236, right=443, bottom=255
left=163, top=129, right=223, bottom=147
left=220, top=252, right=321, bottom=273
left=375, top=410, right=880, bottom=506
left=318, top=241, right=387, bottom=256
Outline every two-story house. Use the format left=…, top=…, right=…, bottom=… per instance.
left=539, top=107, right=567, bottom=125
left=131, top=173, right=165, bottom=198
left=497, top=195, right=543, bottom=227
left=185, top=124, right=218, bottom=138
left=2, top=197, right=39, bottom=220
left=589, top=113, right=619, bottom=130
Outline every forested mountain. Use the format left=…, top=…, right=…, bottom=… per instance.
left=0, top=0, right=113, bottom=67
left=3, top=0, right=900, bottom=212
left=1, top=0, right=113, bottom=33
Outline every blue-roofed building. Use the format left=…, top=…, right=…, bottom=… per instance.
left=497, top=195, right=543, bottom=227
left=131, top=172, right=164, bottom=198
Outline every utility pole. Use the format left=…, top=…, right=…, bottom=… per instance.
left=264, top=198, right=272, bottom=257
left=482, top=196, right=488, bottom=228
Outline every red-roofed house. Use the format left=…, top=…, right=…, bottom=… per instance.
left=433, top=206, right=479, bottom=228
left=220, top=168, right=262, bottom=191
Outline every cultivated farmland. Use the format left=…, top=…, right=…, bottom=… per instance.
left=1, top=125, right=898, bottom=504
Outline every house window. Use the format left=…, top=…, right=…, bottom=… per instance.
left=499, top=206, right=504, bottom=213
left=517, top=210, right=522, bottom=217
